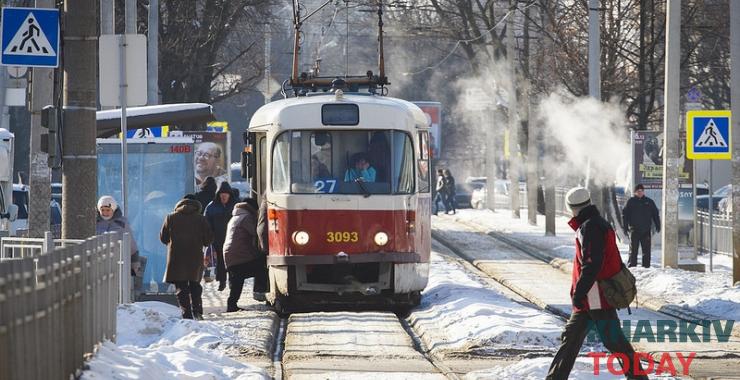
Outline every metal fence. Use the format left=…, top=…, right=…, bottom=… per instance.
left=1, top=232, right=84, bottom=259
left=696, top=210, right=733, bottom=256
left=0, top=231, right=130, bottom=380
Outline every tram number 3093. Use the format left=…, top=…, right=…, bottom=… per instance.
left=326, top=231, right=359, bottom=243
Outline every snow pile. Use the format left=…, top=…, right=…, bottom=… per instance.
left=465, top=357, right=679, bottom=380
left=446, top=209, right=740, bottom=321
left=631, top=267, right=740, bottom=321
left=81, top=302, right=269, bottom=380
left=409, top=252, right=563, bottom=356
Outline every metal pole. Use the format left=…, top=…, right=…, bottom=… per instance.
left=731, top=0, right=740, bottom=285
left=507, top=1, right=520, bottom=219
left=147, top=0, right=159, bottom=105
left=125, top=0, right=137, bottom=34
left=708, top=160, right=713, bottom=272
left=120, top=36, right=129, bottom=218
left=661, top=0, right=681, bottom=268
left=586, top=0, right=600, bottom=186
left=264, top=22, right=271, bottom=104
left=28, top=0, right=55, bottom=238
left=101, top=0, right=114, bottom=34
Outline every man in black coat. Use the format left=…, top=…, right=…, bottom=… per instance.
left=622, top=184, right=661, bottom=268
left=194, top=176, right=217, bottom=213
left=205, top=181, right=237, bottom=290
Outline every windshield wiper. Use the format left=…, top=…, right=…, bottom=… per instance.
left=354, top=178, right=371, bottom=198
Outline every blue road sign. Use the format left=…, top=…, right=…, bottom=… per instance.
left=686, top=110, right=732, bottom=160
left=1, top=7, right=60, bottom=67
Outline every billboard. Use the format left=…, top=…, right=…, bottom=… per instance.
left=631, top=130, right=695, bottom=242
left=413, top=102, right=442, bottom=159
left=168, top=131, right=231, bottom=188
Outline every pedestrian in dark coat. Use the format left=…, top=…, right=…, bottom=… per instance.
left=621, top=183, right=661, bottom=268
left=547, top=187, right=646, bottom=380
left=194, top=176, right=217, bottom=214
left=160, top=197, right=213, bottom=320
left=443, top=169, right=456, bottom=214
left=205, top=181, right=237, bottom=291
left=223, top=198, right=267, bottom=311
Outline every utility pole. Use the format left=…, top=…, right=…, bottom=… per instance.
left=661, top=0, right=680, bottom=268
left=731, top=0, right=740, bottom=284
left=148, top=0, right=159, bottom=104
left=507, top=0, right=520, bottom=219
left=587, top=0, right=603, bottom=212
left=522, top=4, right=537, bottom=226
left=27, top=0, right=55, bottom=238
left=61, top=0, right=97, bottom=239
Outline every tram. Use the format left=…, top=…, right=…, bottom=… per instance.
left=242, top=87, right=432, bottom=313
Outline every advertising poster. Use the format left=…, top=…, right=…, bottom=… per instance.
left=170, top=131, right=231, bottom=187
left=413, top=102, right=442, bottom=159
left=631, top=130, right=695, bottom=242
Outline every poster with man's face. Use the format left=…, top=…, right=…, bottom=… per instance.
left=171, top=131, right=230, bottom=188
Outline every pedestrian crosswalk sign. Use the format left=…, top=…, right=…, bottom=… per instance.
left=686, top=110, right=731, bottom=160
left=1, top=7, right=60, bottom=68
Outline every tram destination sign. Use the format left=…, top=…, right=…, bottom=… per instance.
left=322, top=104, right=359, bottom=126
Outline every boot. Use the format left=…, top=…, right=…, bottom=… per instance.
left=175, top=284, right=193, bottom=319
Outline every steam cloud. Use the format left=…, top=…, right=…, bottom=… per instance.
left=538, top=91, right=631, bottom=186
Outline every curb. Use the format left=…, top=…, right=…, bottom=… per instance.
left=455, top=221, right=740, bottom=340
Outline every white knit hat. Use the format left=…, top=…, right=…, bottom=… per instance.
left=97, top=195, right=118, bottom=211
left=565, top=187, right=591, bottom=213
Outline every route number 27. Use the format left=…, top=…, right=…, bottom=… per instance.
left=314, top=179, right=337, bottom=193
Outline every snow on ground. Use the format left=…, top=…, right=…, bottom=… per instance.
left=464, top=357, right=680, bottom=380
left=81, top=302, right=269, bottom=380
left=443, top=208, right=740, bottom=321
left=409, top=249, right=563, bottom=357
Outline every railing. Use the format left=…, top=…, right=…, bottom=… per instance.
left=0, top=231, right=130, bottom=380
left=1, top=232, right=84, bottom=259
left=696, top=210, right=733, bottom=256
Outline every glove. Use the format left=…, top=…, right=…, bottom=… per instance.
left=218, top=281, right=226, bottom=292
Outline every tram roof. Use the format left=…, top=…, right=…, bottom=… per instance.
left=248, top=93, right=429, bottom=131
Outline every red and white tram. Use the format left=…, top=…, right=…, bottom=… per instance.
left=243, top=89, right=432, bottom=313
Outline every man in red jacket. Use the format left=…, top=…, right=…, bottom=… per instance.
left=547, top=187, right=647, bottom=380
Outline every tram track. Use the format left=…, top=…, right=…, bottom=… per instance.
left=433, top=216, right=740, bottom=335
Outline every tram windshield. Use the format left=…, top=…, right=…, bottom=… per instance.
left=272, top=130, right=415, bottom=195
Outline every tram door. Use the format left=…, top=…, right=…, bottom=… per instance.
left=244, top=132, right=267, bottom=198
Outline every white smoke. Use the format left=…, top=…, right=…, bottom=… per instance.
left=537, top=91, right=631, bottom=186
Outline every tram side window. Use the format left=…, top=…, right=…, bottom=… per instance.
left=392, top=132, right=414, bottom=194
left=272, top=132, right=291, bottom=193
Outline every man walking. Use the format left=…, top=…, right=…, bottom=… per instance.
left=547, top=187, right=646, bottom=380
left=160, top=195, right=213, bottom=320
left=433, top=169, right=448, bottom=215
left=622, top=184, right=660, bottom=268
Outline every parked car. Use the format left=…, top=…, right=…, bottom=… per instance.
left=10, top=183, right=63, bottom=237
left=696, top=184, right=731, bottom=211
left=230, top=163, right=252, bottom=200
left=453, top=177, right=486, bottom=209
left=469, top=179, right=531, bottom=210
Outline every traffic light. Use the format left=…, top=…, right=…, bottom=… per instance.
left=40, top=105, right=59, bottom=167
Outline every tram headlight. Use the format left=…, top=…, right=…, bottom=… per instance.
left=293, top=231, right=310, bottom=246
left=374, top=232, right=389, bottom=246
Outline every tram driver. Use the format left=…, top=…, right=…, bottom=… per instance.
left=344, top=152, right=376, bottom=182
